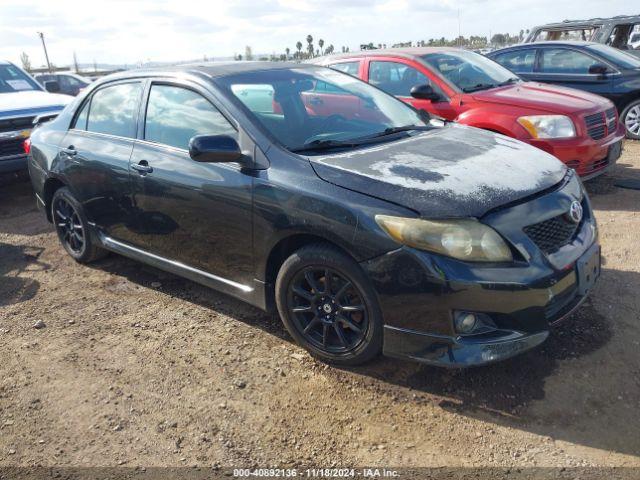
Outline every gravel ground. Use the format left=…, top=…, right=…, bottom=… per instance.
left=1, top=142, right=639, bottom=472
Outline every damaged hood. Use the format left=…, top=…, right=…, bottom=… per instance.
left=309, top=124, right=567, bottom=218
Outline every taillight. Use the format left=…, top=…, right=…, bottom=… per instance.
left=23, top=137, right=31, bottom=155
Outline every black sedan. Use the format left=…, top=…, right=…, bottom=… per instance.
left=489, top=41, right=640, bottom=139
left=27, top=62, right=600, bottom=367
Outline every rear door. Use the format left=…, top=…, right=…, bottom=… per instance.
left=59, top=80, right=143, bottom=239
left=533, top=47, right=614, bottom=97
left=126, top=80, right=254, bottom=285
left=491, top=48, right=538, bottom=81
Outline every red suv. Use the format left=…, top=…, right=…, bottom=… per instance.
left=314, top=48, right=625, bottom=179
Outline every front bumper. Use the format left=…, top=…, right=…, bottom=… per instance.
left=529, top=123, right=625, bottom=179
left=360, top=172, right=599, bottom=367
left=383, top=327, right=550, bottom=367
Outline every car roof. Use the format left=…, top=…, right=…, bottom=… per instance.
left=312, top=47, right=471, bottom=63
left=531, top=15, right=640, bottom=30
left=103, top=61, right=317, bottom=83
left=494, top=41, right=599, bottom=51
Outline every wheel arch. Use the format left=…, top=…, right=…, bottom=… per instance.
left=42, top=176, right=68, bottom=222
left=262, top=233, right=358, bottom=312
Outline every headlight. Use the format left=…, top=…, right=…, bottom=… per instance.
left=517, top=115, right=576, bottom=139
left=375, top=215, right=513, bottom=262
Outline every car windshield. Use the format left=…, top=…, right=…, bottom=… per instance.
left=586, top=44, right=640, bottom=69
left=217, top=67, right=427, bottom=152
left=421, top=50, right=518, bottom=92
left=0, top=64, right=41, bottom=93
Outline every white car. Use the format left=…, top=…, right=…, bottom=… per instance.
left=1, top=60, right=71, bottom=173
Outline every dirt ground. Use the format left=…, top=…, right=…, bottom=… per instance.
left=1, top=142, right=640, bottom=473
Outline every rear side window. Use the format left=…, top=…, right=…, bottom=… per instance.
left=330, top=61, right=360, bottom=77
left=73, top=100, right=90, bottom=130
left=493, top=49, right=537, bottom=73
left=87, top=82, right=142, bottom=138
left=540, top=48, right=599, bottom=74
left=144, top=84, right=236, bottom=150
left=368, top=61, right=431, bottom=97
left=534, top=27, right=599, bottom=42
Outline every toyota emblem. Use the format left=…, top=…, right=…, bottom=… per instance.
left=568, top=201, right=583, bottom=224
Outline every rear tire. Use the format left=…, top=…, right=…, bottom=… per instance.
left=51, top=187, right=107, bottom=263
left=275, top=244, right=383, bottom=366
left=621, top=99, right=640, bottom=140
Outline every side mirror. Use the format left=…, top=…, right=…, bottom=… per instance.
left=410, top=84, right=441, bottom=101
left=588, top=64, right=609, bottom=76
left=44, top=80, right=61, bottom=93
left=188, top=134, right=244, bottom=163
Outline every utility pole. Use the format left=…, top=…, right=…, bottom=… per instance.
left=37, top=32, right=52, bottom=73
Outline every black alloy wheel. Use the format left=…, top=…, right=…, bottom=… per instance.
left=53, top=196, right=85, bottom=255
left=276, top=244, right=383, bottom=365
left=51, top=187, right=107, bottom=263
left=288, top=266, right=369, bottom=353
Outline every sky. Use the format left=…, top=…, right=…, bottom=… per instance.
left=0, top=0, right=635, bottom=68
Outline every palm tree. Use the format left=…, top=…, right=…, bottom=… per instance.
left=306, top=35, right=314, bottom=58
left=325, top=44, right=334, bottom=55
left=296, top=41, right=302, bottom=60
left=285, top=47, right=290, bottom=60
left=318, top=39, right=324, bottom=55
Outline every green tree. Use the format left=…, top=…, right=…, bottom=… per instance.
left=20, top=52, right=31, bottom=72
left=285, top=47, right=290, bottom=59
left=306, top=35, right=314, bottom=58
left=318, top=38, right=324, bottom=55
left=296, top=41, right=303, bottom=59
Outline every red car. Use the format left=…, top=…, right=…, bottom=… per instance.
left=314, top=47, right=625, bottom=179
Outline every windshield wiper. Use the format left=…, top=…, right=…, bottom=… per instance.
left=368, top=125, right=434, bottom=138
left=290, top=125, right=434, bottom=153
left=290, top=139, right=359, bottom=153
left=462, top=83, right=496, bottom=93
left=497, top=77, right=520, bottom=87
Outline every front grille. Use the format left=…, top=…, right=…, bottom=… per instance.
left=584, top=112, right=606, bottom=140
left=523, top=212, right=581, bottom=254
left=0, top=116, right=34, bottom=134
left=605, top=107, right=618, bottom=132
left=0, top=138, right=26, bottom=158
left=584, top=108, right=617, bottom=140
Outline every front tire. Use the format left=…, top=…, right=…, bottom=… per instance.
left=275, top=244, right=383, bottom=366
left=622, top=99, right=640, bottom=140
left=51, top=187, right=106, bottom=263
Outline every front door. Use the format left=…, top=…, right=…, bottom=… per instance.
left=127, top=82, right=254, bottom=286
left=532, top=47, right=614, bottom=98
left=365, top=58, right=457, bottom=120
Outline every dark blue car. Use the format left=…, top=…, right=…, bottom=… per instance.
left=489, top=41, right=640, bottom=139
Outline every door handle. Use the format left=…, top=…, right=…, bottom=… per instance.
left=62, top=145, right=77, bottom=157
left=131, top=160, right=153, bottom=175
left=309, top=97, right=323, bottom=106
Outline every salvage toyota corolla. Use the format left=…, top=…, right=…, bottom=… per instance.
left=27, top=62, right=600, bottom=367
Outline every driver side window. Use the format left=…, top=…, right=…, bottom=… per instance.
left=368, top=61, right=432, bottom=97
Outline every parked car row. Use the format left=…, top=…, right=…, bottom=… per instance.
left=0, top=60, right=71, bottom=174
left=27, top=61, right=601, bottom=367
left=523, top=15, right=640, bottom=57
left=34, top=72, right=91, bottom=97
left=314, top=47, right=625, bottom=178
left=488, top=41, right=640, bottom=140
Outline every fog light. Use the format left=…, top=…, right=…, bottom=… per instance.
left=455, top=312, right=478, bottom=334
